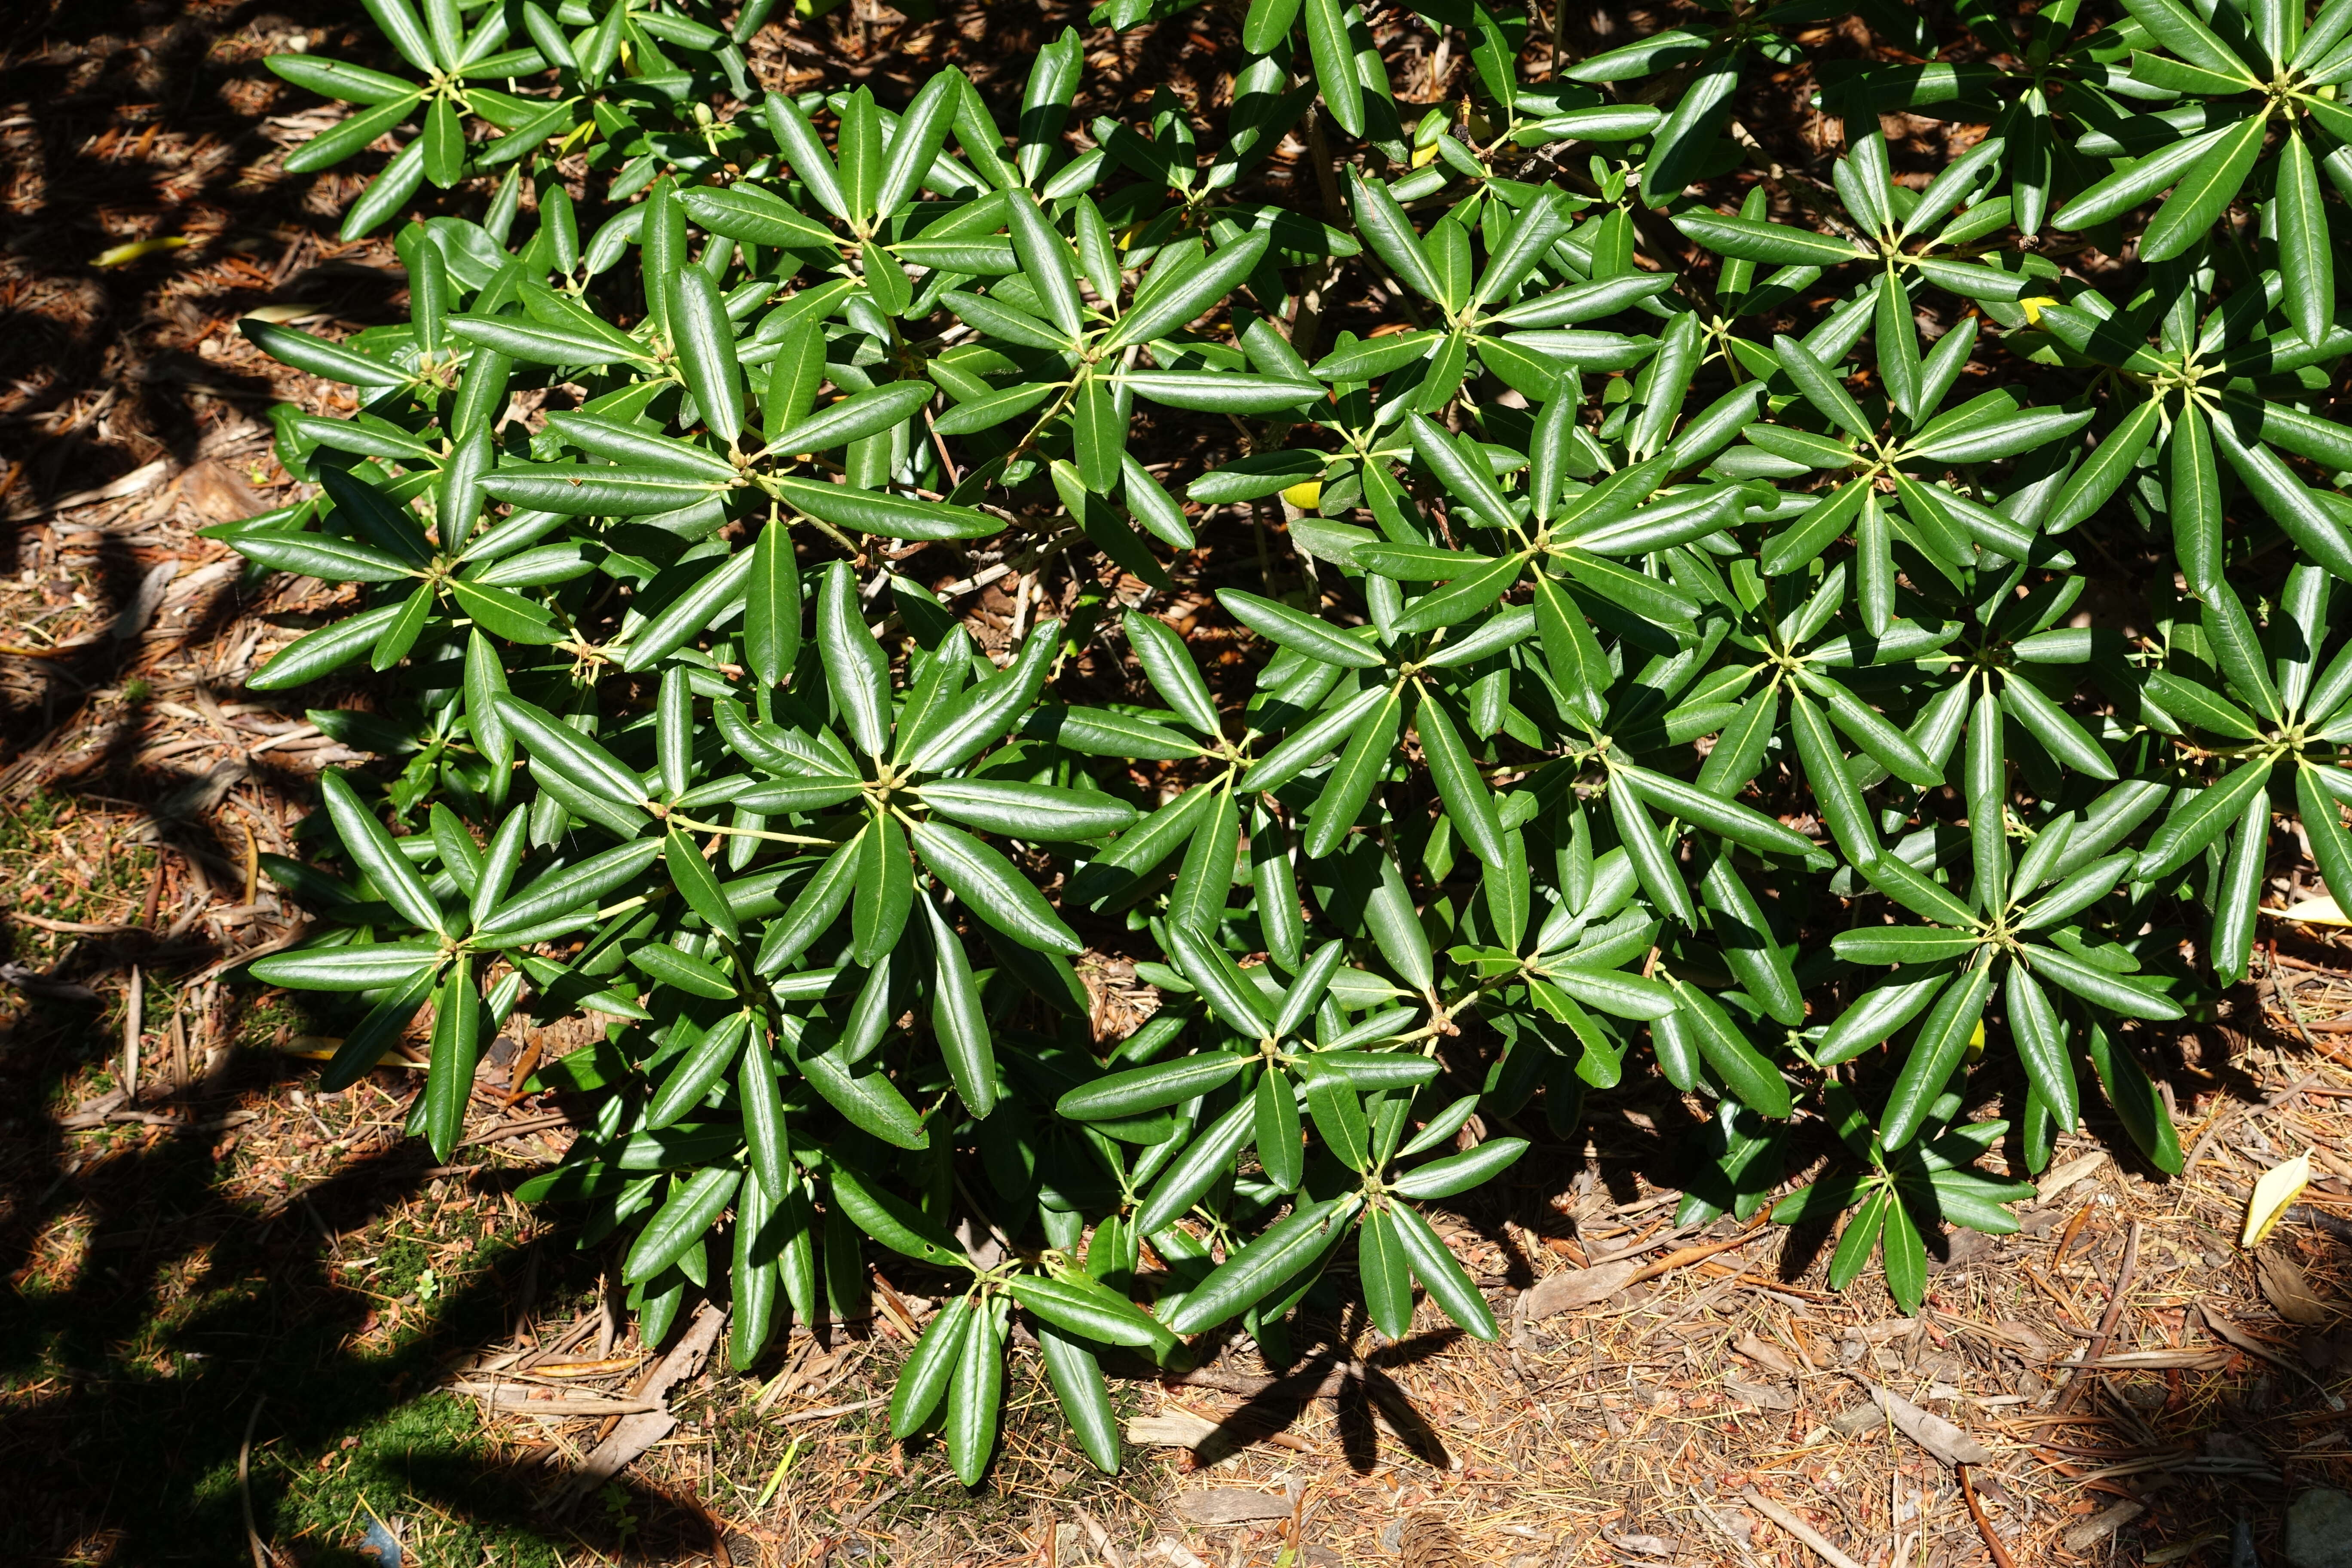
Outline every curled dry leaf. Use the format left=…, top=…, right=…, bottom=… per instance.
left=2244, top=1152, right=2314, bottom=1248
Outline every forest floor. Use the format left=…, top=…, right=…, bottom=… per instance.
left=5, top=1, right=2352, bottom=1565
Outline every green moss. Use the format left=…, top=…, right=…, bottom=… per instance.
left=270, top=1393, right=564, bottom=1568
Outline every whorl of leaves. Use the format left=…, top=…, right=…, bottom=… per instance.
left=227, top=0, right=2352, bottom=1479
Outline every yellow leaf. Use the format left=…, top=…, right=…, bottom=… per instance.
left=92, top=235, right=189, bottom=268
left=2018, top=296, right=2060, bottom=325
left=2243, top=1151, right=2312, bottom=1248
left=1962, top=1017, right=1987, bottom=1063
left=1281, top=480, right=1323, bottom=510
left=2280, top=895, right=2352, bottom=926
left=1411, top=141, right=1440, bottom=169
left=240, top=303, right=321, bottom=325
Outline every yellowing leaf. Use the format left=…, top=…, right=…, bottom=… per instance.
left=1963, top=1017, right=1987, bottom=1063
left=93, top=236, right=189, bottom=268
left=1281, top=480, right=1323, bottom=509
left=2018, top=296, right=2060, bottom=325
left=2243, top=1151, right=2312, bottom=1248
left=1411, top=141, right=1441, bottom=169
left=2280, top=895, right=2352, bottom=926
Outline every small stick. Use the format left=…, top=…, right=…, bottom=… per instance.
left=1959, top=1467, right=2017, bottom=1568
left=1741, top=1488, right=1865, bottom=1568
left=1619, top=1214, right=1773, bottom=1290
left=122, top=964, right=143, bottom=1100
left=240, top=1396, right=270, bottom=1568
left=771, top=1394, right=886, bottom=1426
left=2058, top=1219, right=2141, bottom=1413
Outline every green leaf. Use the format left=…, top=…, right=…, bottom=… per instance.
left=770, top=476, right=998, bottom=541
left=1160, top=1194, right=1359, bottom=1335
left=319, top=769, right=449, bottom=936
left=766, top=380, right=935, bottom=460
left=2141, top=113, right=2266, bottom=262
left=742, top=522, right=801, bottom=687
left=1005, top=189, right=1084, bottom=341
left=1072, top=377, right=1124, bottom=494
left=1106, top=231, right=1271, bottom=350
left=1669, top=979, right=1793, bottom=1117
left=2005, top=962, right=2078, bottom=1132
left=629, top=941, right=737, bottom=1001
left=1385, top=1200, right=1497, bottom=1339
left=493, top=695, right=650, bottom=830
left=1007, top=1273, right=1173, bottom=1350
left=1125, top=612, right=1221, bottom=735
left=943, top=1297, right=1003, bottom=1485
left=1675, top=210, right=1870, bottom=267
left=2274, top=131, right=2333, bottom=349
left=1881, top=1189, right=1928, bottom=1313
left=1359, top=1207, right=1414, bottom=1338
left=648, top=1010, right=751, bottom=1128
left=665, top=828, right=743, bottom=943
left=1416, top=688, right=1506, bottom=865
left=248, top=943, right=444, bottom=991
left=423, top=962, right=483, bottom=1161
left=2209, top=418, right=2352, bottom=584
left=2120, top=0, right=2258, bottom=77
left=1217, top=589, right=1384, bottom=668
left=910, top=819, right=1081, bottom=954
left=890, top=1295, right=969, bottom=1437
left=1167, top=923, right=1274, bottom=1037
left=1617, top=762, right=1821, bottom=860
left=2136, top=757, right=2272, bottom=880
left=477, top=837, right=663, bottom=938
left=1879, top=960, right=1993, bottom=1149
left=831, top=1160, right=969, bottom=1269
left=1390, top=1137, right=1529, bottom=1199
left=2024, top=943, right=2186, bottom=1020
left=1770, top=333, right=1873, bottom=439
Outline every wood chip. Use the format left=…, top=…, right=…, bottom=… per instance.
left=1129, top=1411, right=1220, bottom=1448
left=1172, top=1488, right=1295, bottom=1526
left=2059, top=1500, right=2144, bottom=1553
left=452, top=1381, right=662, bottom=1416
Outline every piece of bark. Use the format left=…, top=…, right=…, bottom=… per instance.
left=1173, top=1489, right=1295, bottom=1526
left=557, top=1301, right=725, bottom=1506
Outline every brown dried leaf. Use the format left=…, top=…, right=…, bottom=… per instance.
left=1859, top=1379, right=1992, bottom=1467
left=1520, top=1258, right=1642, bottom=1318
left=2258, top=1253, right=2332, bottom=1326
left=1733, top=1330, right=1799, bottom=1377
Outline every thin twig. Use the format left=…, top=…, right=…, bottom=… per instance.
left=1741, top=1488, right=1865, bottom=1568
left=240, top=1395, right=270, bottom=1568
left=2058, top=1219, right=2140, bottom=1414
left=1959, top=1467, right=2018, bottom=1568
